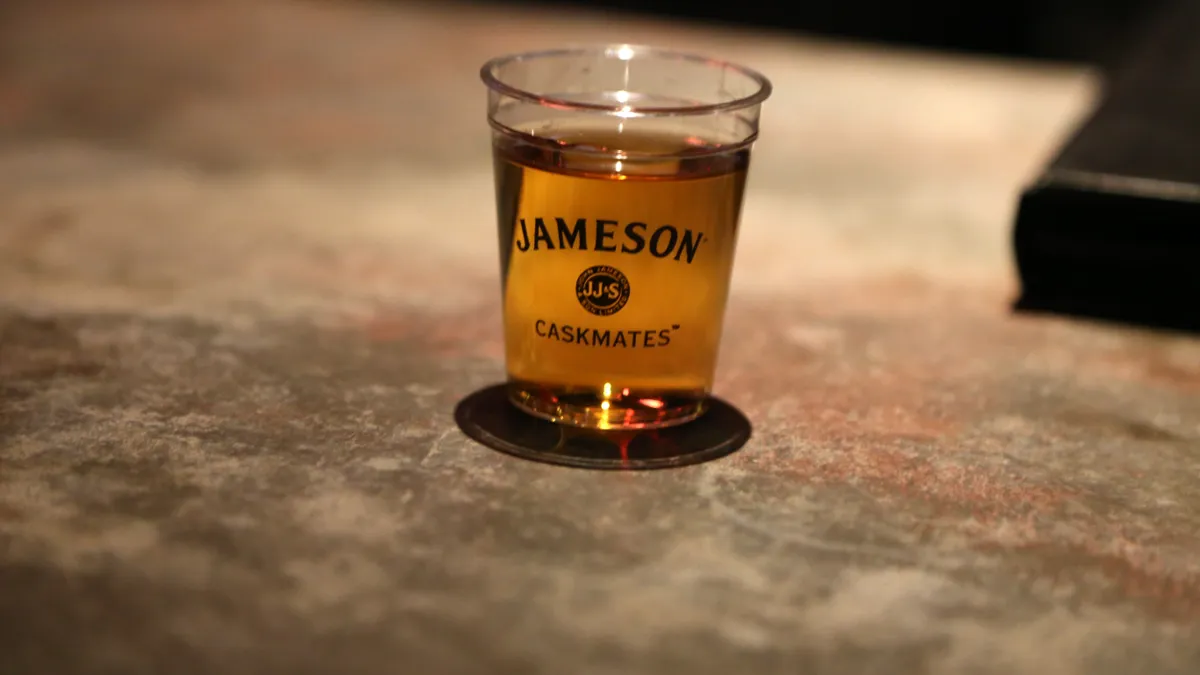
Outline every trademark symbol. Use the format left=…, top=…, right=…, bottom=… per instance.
left=672, top=324, right=680, bottom=329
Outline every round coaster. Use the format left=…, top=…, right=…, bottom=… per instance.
left=454, top=384, right=752, bottom=470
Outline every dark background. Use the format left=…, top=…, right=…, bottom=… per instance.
left=511, top=0, right=1164, bottom=64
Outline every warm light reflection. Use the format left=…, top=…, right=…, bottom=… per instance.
left=615, top=45, right=635, bottom=61
left=603, top=382, right=612, bottom=398
left=639, top=398, right=664, bottom=409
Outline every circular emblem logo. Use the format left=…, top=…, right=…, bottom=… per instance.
left=575, top=265, right=630, bottom=316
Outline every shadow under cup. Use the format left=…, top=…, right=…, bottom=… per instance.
left=482, top=45, right=771, bottom=431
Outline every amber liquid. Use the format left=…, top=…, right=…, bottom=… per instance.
left=492, top=124, right=750, bottom=429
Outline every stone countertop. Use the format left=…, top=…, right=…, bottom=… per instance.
left=2, top=0, right=1199, bottom=673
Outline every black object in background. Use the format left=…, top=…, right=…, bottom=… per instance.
left=508, top=0, right=1160, bottom=64
left=1013, top=0, right=1200, bottom=334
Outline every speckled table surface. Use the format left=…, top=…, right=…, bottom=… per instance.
left=2, top=0, right=1199, bottom=673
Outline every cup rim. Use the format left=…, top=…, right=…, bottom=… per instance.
left=479, top=44, right=773, bottom=117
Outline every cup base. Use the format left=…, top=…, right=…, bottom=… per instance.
left=507, top=380, right=706, bottom=430
left=454, top=383, right=752, bottom=470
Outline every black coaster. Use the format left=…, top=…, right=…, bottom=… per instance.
left=454, top=384, right=752, bottom=470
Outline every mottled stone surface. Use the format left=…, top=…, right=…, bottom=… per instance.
left=2, top=0, right=1199, bottom=673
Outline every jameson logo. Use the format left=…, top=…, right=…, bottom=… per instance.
left=529, top=265, right=678, bottom=349
left=575, top=265, right=630, bottom=316
left=513, top=217, right=705, bottom=264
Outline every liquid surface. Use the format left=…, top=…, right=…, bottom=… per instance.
left=492, top=125, right=750, bottom=428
